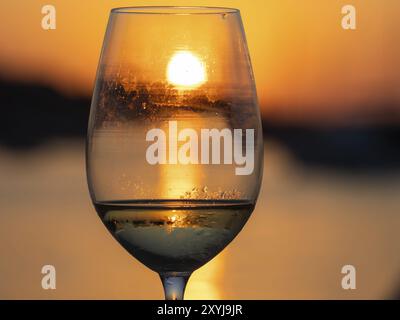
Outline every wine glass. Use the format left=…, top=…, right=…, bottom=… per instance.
left=86, top=6, right=263, bottom=300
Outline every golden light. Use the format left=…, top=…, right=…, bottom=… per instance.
left=167, top=51, right=206, bottom=88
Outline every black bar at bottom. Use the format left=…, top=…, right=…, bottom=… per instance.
left=0, top=300, right=397, bottom=318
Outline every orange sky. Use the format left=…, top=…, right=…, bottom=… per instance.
left=1, top=0, right=399, bottom=123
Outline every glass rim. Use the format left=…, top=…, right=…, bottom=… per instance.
left=111, top=6, right=240, bottom=15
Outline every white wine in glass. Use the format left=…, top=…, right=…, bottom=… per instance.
left=86, top=6, right=263, bottom=300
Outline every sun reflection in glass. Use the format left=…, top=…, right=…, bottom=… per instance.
left=186, top=252, right=224, bottom=300
left=167, top=51, right=206, bottom=88
left=169, top=214, right=177, bottom=223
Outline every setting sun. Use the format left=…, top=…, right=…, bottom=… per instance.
left=167, top=51, right=206, bottom=88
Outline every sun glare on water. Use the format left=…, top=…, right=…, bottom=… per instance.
left=167, top=51, right=206, bottom=88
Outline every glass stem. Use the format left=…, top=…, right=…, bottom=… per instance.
left=160, top=272, right=191, bottom=300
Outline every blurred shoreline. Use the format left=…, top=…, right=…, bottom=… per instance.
left=2, top=78, right=400, bottom=174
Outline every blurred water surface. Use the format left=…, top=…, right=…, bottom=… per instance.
left=0, top=141, right=399, bottom=299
